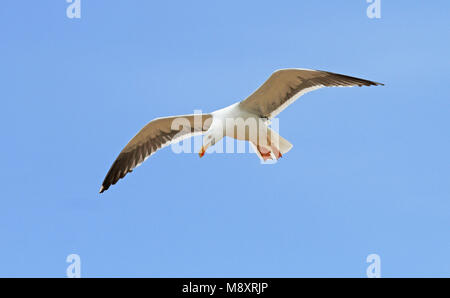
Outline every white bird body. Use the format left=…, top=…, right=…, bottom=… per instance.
left=204, top=102, right=288, bottom=160
left=100, top=68, right=383, bottom=193
left=209, top=101, right=263, bottom=140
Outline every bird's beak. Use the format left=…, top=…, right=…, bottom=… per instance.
left=199, top=146, right=206, bottom=158
left=199, top=137, right=215, bottom=158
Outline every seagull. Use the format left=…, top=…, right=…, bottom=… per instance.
left=100, top=69, right=383, bottom=193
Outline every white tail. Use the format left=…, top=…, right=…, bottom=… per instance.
left=250, top=127, right=293, bottom=162
left=268, top=127, right=293, bottom=155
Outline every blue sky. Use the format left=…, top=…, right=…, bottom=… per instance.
left=0, top=1, right=449, bottom=277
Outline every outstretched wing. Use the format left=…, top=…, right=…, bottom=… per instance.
left=100, top=114, right=213, bottom=193
left=239, top=68, right=383, bottom=118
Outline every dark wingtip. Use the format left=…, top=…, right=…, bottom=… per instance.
left=360, top=81, right=384, bottom=87
left=99, top=185, right=107, bottom=194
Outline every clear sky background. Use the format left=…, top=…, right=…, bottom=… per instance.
left=0, top=1, right=449, bottom=277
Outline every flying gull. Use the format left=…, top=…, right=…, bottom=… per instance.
left=100, top=68, right=383, bottom=193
